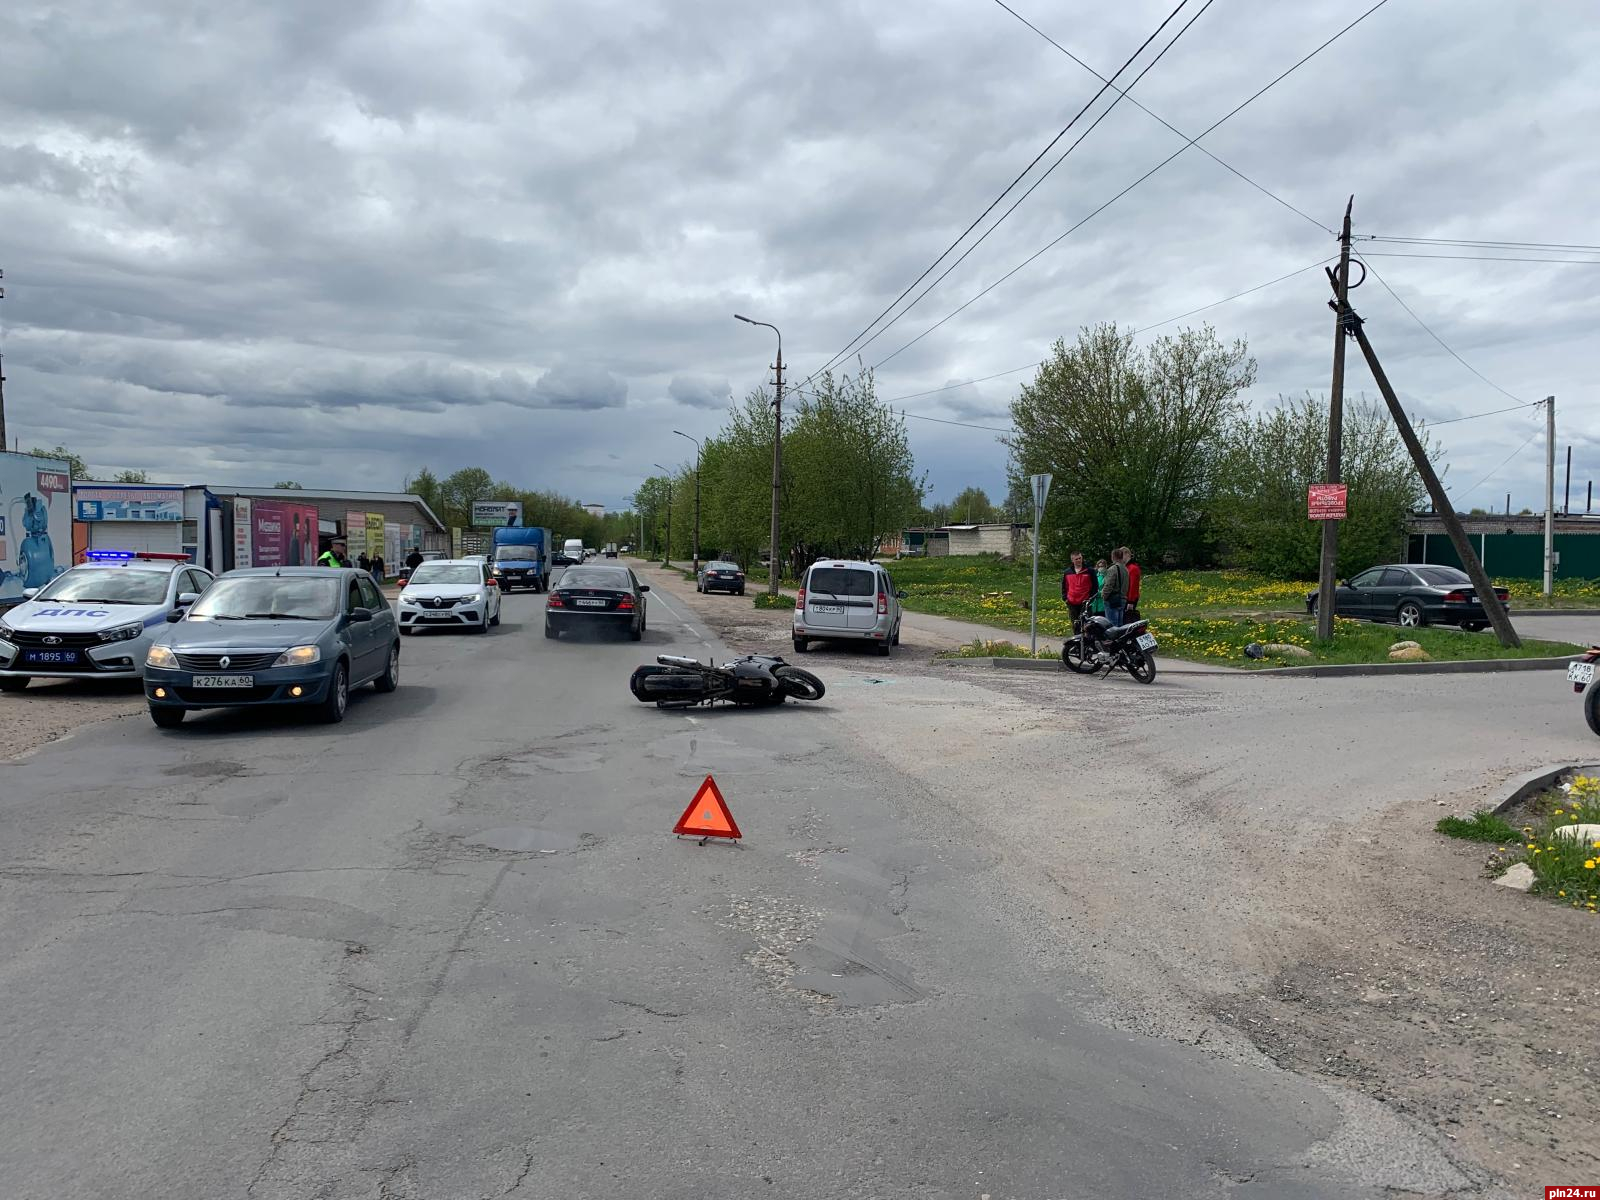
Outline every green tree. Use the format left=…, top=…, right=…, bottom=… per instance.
left=947, top=487, right=996, bottom=523
left=1006, top=323, right=1255, bottom=564
left=435, top=467, right=494, bottom=529
left=1213, top=394, right=1430, bottom=578
left=113, top=469, right=150, bottom=483
left=27, top=445, right=90, bottom=479
left=273, top=480, right=303, bottom=489
left=405, top=467, right=442, bottom=515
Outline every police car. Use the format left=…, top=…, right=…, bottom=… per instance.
left=0, top=551, right=214, bottom=691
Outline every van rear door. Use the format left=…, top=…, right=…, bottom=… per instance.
left=805, top=566, right=877, bottom=631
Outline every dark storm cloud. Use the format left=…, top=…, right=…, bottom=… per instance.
left=0, top=0, right=1594, bottom=511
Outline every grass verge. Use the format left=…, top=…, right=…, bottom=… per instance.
left=1484, top=775, right=1600, bottom=913
left=936, top=638, right=1052, bottom=660
left=1436, top=810, right=1521, bottom=843
left=753, top=593, right=795, bottom=610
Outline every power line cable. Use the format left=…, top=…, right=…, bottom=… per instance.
left=869, top=0, right=1393, bottom=371
left=841, top=0, right=1222, bottom=366
left=1421, top=402, right=1541, bottom=427
left=1451, top=429, right=1541, bottom=500
left=1357, top=251, right=1600, bottom=266
left=993, top=0, right=1332, bottom=236
left=1364, top=235, right=1600, bottom=253
left=805, top=0, right=1197, bottom=384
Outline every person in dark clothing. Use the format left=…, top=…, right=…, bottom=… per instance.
left=357, top=552, right=371, bottom=572
left=317, top=539, right=350, bottom=568
left=371, top=553, right=386, bottom=584
left=405, top=547, right=424, bottom=571
left=1101, top=547, right=1130, bottom=628
left=1061, top=551, right=1097, bottom=632
left=1119, top=546, right=1142, bottom=620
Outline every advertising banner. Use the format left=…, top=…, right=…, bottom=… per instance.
left=74, top=486, right=185, bottom=522
left=472, top=500, right=522, bottom=528
left=364, top=513, right=384, bottom=561
left=451, top=527, right=462, bottom=557
left=233, top=498, right=252, bottom=569
left=1307, top=483, right=1349, bottom=521
left=0, top=451, right=72, bottom=601
left=252, top=499, right=318, bottom=567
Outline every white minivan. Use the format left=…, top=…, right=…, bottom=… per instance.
left=792, top=560, right=904, bottom=656
left=562, top=538, right=585, bottom=564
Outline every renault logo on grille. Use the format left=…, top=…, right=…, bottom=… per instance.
left=219, top=655, right=231, bottom=669
left=43, top=636, right=62, bottom=646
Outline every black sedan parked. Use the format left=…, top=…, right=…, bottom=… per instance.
left=544, top=565, right=649, bottom=640
left=1306, top=563, right=1510, bottom=630
left=696, top=560, right=746, bottom=595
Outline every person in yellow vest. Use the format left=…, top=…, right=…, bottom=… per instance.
left=317, top=538, right=350, bottom=568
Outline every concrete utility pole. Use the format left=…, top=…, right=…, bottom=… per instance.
left=1564, top=444, right=1571, bottom=516
left=1329, top=275, right=1520, bottom=648
left=0, top=268, right=8, bottom=453
left=734, top=315, right=784, bottom=596
left=1316, top=197, right=1354, bottom=641
left=673, top=431, right=702, bottom=573
left=1028, top=473, right=1052, bottom=656
left=653, top=464, right=673, bottom=568
left=1543, top=396, right=1555, bottom=597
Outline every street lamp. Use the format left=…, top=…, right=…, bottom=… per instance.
left=734, top=314, right=784, bottom=596
left=673, top=430, right=702, bottom=574
left=653, top=464, right=673, bottom=567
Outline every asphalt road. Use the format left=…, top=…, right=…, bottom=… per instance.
left=1, top=580, right=1470, bottom=1199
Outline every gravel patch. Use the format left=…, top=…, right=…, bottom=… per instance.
left=0, top=678, right=146, bottom=761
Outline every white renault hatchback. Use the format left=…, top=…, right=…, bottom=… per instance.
left=0, top=551, right=213, bottom=690
left=397, top=558, right=501, bottom=634
left=791, top=559, right=904, bottom=656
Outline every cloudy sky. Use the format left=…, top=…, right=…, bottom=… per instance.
left=2, top=0, right=1596, bottom=512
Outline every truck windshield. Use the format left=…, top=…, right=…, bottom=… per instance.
left=494, top=547, right=539, bottom=561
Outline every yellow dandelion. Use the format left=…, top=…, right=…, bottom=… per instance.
left=1587, top=860, right=1597, bottom=870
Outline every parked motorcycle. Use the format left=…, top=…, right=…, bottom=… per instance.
left=629, top=653, right=826, bottom=708
left=1568, top=647, right=1600, bottom=735
left=1061, top=615, right=1158, bottom=683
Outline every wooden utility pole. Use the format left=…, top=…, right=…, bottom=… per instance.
left=1328, top=277, right=1521, bottom=648
left=1316, top=198, right=1354, bottom=641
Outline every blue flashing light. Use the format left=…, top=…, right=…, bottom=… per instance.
left=85, top=550, right=135, bottom=561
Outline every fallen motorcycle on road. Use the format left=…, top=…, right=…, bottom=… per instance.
left=629, top=653, right=825, bottom=708
left=1061, top=615, right=1158, bottom=683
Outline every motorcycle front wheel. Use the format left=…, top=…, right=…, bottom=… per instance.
left=1585, top=680, right=1600, bottom=737
left=775, top=665, right=826, bottom=701
left=1125, top=650, right=1157, bottom=684
left=1062, top=637, right=1096, bottom=675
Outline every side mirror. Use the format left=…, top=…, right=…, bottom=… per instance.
left=896, top=590, right=907, bottom=599
left=349, top=607, right=373, bottom=623
left=638, top=584, right=650, bottom=592
left=485, top=578, right=498, bottom=588
left=177, top=592, right=200, bottom=606
left=396, top=577, right=408, bottom=588
left=22, top=588, right=38, bottom=600
left=165, top=610, right=184, bottom=623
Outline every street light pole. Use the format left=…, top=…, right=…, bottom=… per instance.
left=673, top=430, right=702, bottom=574
left=653, top=463, right=673, bottom=568
left=735, top=314, right=784, bottom=596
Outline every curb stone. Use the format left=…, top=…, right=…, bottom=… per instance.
left=1491, top=762, right=1600, bottom=815
left=942, top=654, right=1579, bottom=677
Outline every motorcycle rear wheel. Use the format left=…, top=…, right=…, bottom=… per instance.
left=1585, top=680, right=1600, bottom=737
left=1062, top=637, right=1096, bottom=675
left=1126, top=650, right=1157, bottom=684
left=775, top=665, right=825, bottom=701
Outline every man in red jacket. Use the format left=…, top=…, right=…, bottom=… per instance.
left=1120, top=546, right=1142, bottom=616
left=1061, top=551, right=1096, bottom=631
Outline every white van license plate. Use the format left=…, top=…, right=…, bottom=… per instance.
left=1567, top=661, right=1595, bottom=685
left=1136, top=633, right=1158, bottom=651
left=194, top=675, right=254, bottom=688
left=811, top=604, right=844, bottom=614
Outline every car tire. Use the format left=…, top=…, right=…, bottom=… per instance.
left=317, top=662, right=350, bottom=724
left=490, top=608, right=501, bottom=627
left=738, top=588, right=745, bottom=596
left=471, top=616, right=488, bottom=634
left=0, top=675, right=29, bottom=693
left=149, top=705, right=185, bottom=728
left=544, top=621, right=558, bottom=639
left=1397, top=601, right=1426, bottom=628
left=1585, top=681, right=1600, bottom=738
left=373, top=643, right=400, bottom=693
left=630, top=620, right=643, bottom=642
left=400, top=626, right=414, bottom=636
left=876, top=639, right=892, bottom=657
left=792, top=637, right=809, bottom=654
left=1459, top=621, right=1486, bottom=633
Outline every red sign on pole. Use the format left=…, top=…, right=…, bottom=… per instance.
left=1308, top=483, right=1348, bottom=521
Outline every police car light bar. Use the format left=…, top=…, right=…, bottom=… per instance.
left=84, top=550, right=192, bottom=562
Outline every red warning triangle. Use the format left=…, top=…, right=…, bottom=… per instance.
left=673, top=775, right=741, bottom=840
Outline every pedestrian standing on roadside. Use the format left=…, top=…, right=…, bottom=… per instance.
left=1061, top=551, right=1097, bottom=631
left=1120, top=546, right=1142, bottom=621
left=318, top=539, right=349, bottom=568
left=371, top=553, right=386, bottom=587
left=357, top=551, right=371, bottom=573
left=1101, top=547, right=1130, bottom=628
left=1090, top=558, right=1108, bottom=619
left=405, top=547, right=424, bottom=572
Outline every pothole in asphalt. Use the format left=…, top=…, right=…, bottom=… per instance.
left=464, top=827, right=583, bottom=852
left=164, top=759, right=246, bottom=778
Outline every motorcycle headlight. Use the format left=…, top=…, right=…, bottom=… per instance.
left=145, top=644, right=179, bottom=669
left=271, top=645, right=321, bottom=668
left=98, top=622, right=145, bottom=643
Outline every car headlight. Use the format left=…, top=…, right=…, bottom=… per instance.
left=98, top=622, right=145, bottom=643
left=146, top=644, right=179, bottom=669
left=271, top=645, right=322, bottom=668
left=462, top=593, right=482, bottom=604
left=400, top=593, right=418, bottom=604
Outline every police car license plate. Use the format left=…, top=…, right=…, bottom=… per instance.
left=811, top=604, right=844, bottom=614
left=22, top=650, right=79, bottom=665
left=194, top=674, right=254, bottom=688
left=1136, top=633, right=1158, bottom=651
left=574, top=598, right=606, bottom=607
left=1566, top=661, right=1595, bottom=685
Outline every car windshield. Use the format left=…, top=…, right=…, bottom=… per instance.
left=807, top=567, right=875, bottom=597
left=188, top=576, right=340, bottom=620
left=1413, top=566, right=1471, bottom=586
left=494, top=546, right=538, bottom=561
left=561, top=569, right=630, bottom=589
left=34, top=568, right=170, bottom=605
left=409, top=565, right=481, bottom=585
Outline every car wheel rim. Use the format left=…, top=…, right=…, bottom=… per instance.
left=1400, top=608, right=1419, bottom=626
left=336, top=672, right=348, bottom=713
left=389, top=648, right=399, bottom=684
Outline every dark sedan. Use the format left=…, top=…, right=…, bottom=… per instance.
left=696, top=560, right=746, bottom=595
left=1306, top=563, right=1510, bottom=631
left=144, top=568, right=400, bottom=726
left=544, top=565, right=648, bottom=641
